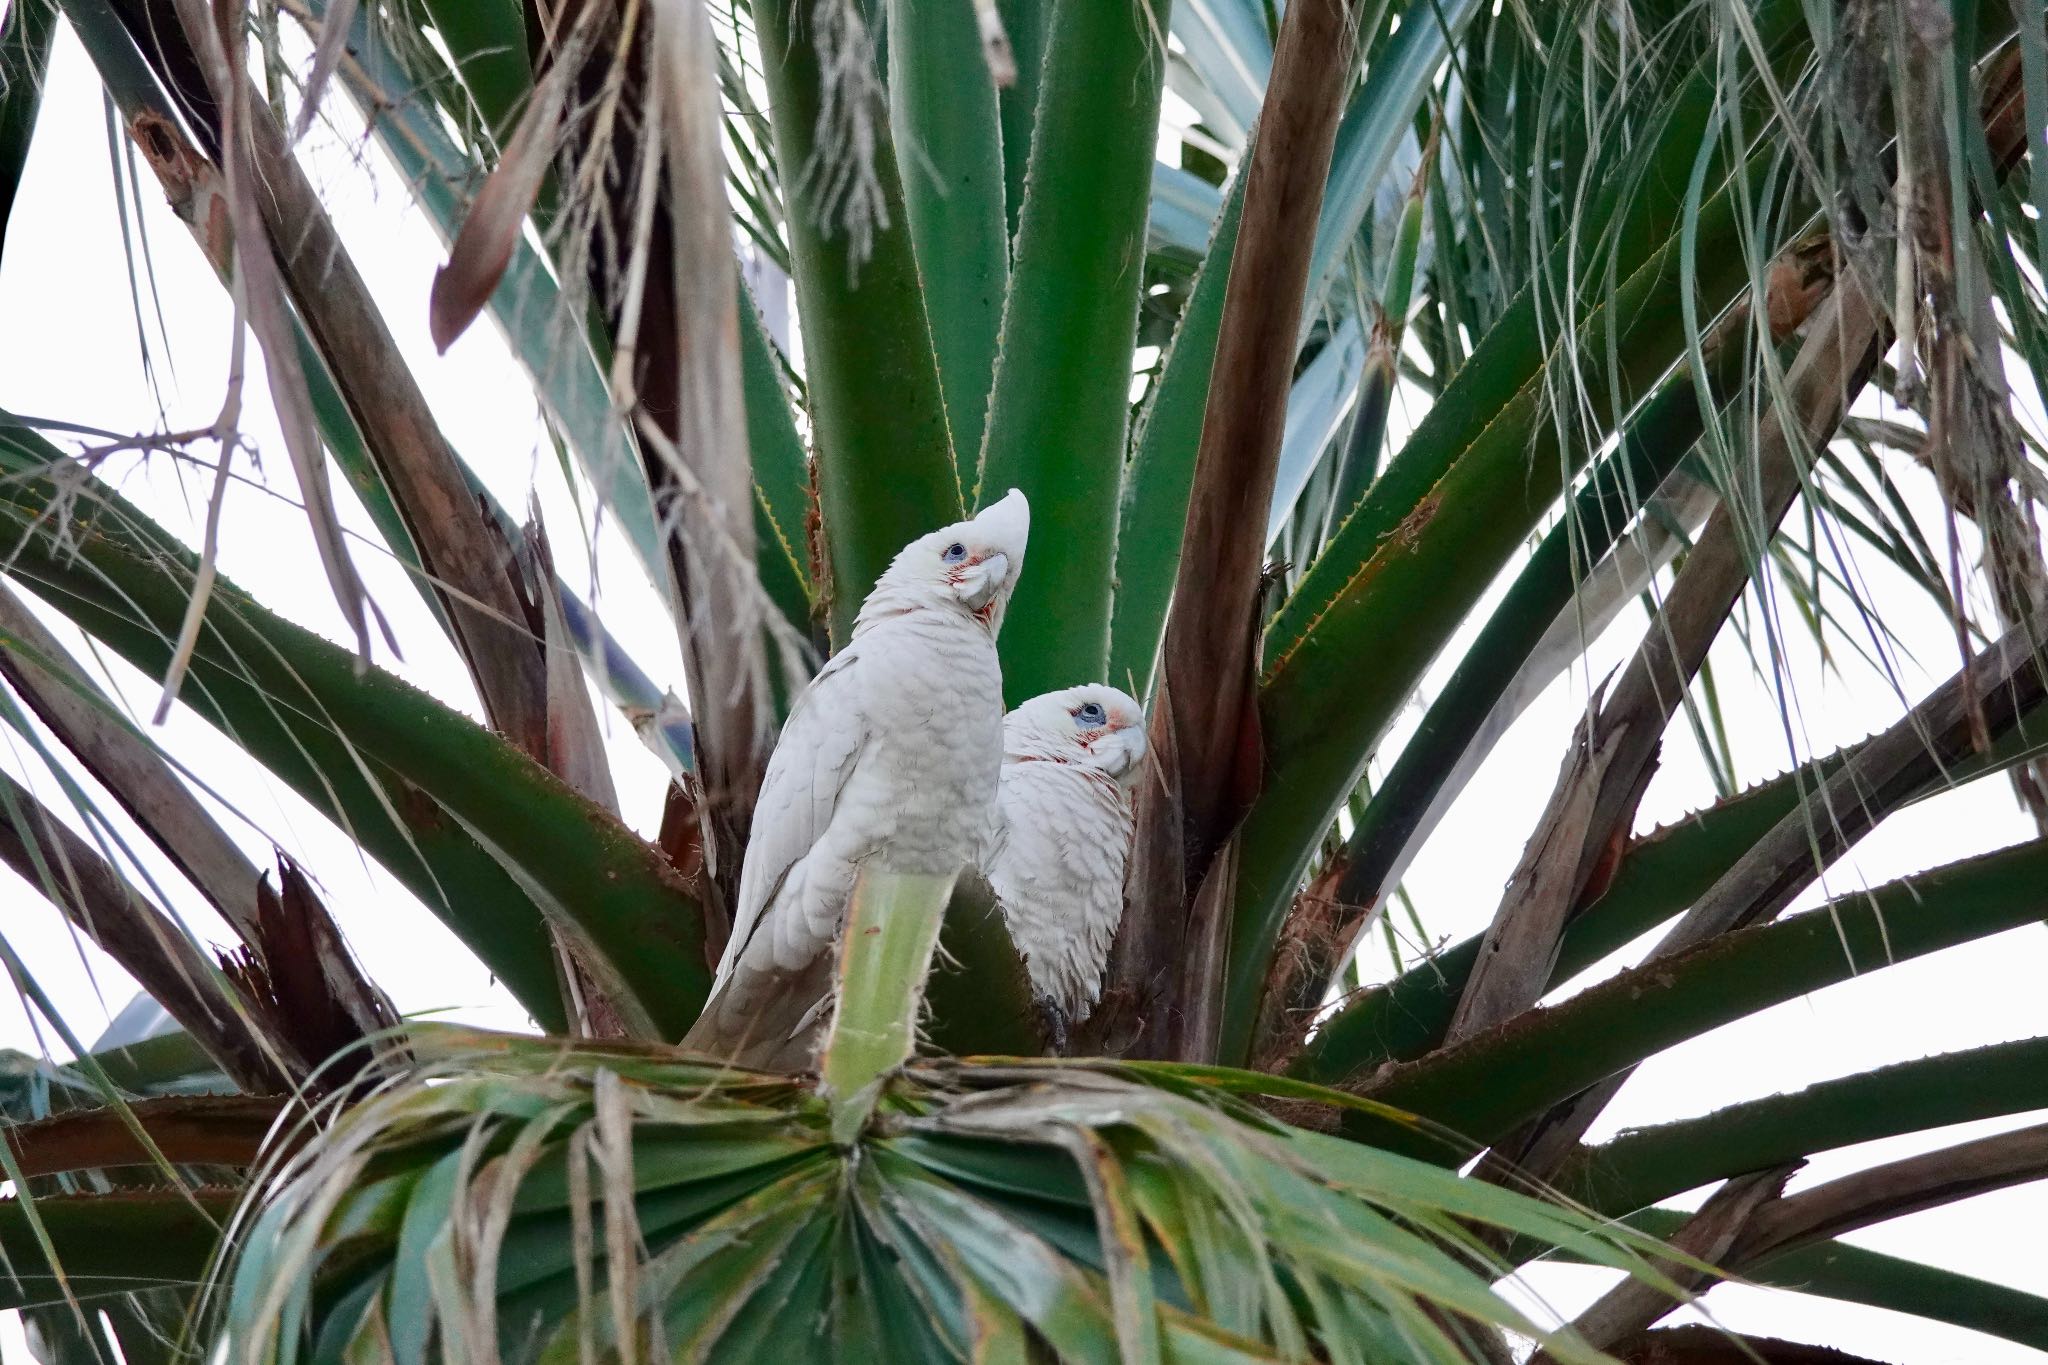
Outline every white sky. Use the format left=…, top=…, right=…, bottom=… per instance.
left=0, top=18, right=2045, bottom=1363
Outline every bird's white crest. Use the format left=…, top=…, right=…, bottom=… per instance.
left=686, top=491, right=1030, bottom=1068
left=980, top=683, right=1147, bottom=1041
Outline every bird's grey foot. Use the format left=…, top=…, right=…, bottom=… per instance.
left=1035, top=996, right=1072, bottom=1056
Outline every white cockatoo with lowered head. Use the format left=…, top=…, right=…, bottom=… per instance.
left=976, top=684, right=1147, bottom=1051
left=684, top=490, right=1030, bottom=1069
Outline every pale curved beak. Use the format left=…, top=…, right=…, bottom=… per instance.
left=976, top=488, right=1031, bottom=552
left=960, top=551, right=1012, bottom=610
left=1097, top=725, right=1149, bottom=785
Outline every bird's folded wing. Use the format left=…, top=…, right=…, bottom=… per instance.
left=713, top=646, right=870, bottom=987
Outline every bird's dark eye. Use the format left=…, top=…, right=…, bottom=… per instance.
left=942, top=542, right=968, bottom=564
left=1075, top=702, right=1107, bottom=727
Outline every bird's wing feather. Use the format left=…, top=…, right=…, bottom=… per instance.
left=714, top=646, right=870, bottom=986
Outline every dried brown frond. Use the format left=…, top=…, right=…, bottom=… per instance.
left=217, top=857, right=400, bottom=1093
left=1248, top=857, right=1372, bottom=1074
left=1892, top=26, right=2048, bottom=828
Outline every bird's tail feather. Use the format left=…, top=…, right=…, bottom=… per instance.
left=680, top=954, right=834, bottom=1073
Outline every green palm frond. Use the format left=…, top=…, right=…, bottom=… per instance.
left=221, top=1043, right=1681, bottom=1365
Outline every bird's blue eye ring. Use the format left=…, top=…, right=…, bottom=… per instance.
left=942, top=542, right=968, bottom=564
left=1075, top=702, right=1107, bottom=727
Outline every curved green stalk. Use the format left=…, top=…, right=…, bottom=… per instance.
left=1229, top=206, right=1775, bottom=1061
left=923, top=880, right=1045, bottom=1057
left=888, top=0, right=1008, bottom=488
left=820, top=869, right=957, bottom=1141
left=1554, top=1035, right=2048, bottom=1219
left=1574, top=1212, right=2048, bottom=1352
left=0, top=0, right=57, bottom=256
left=0, top=1188, right=239, bottom=1312
left=751, top=0, right=960, bottom=644
left=1109, top=172, right=1245, bottom=698
left=1351, top=839, right=2048, bottom=1150
left=978, top=0, right=1170, bottom=704
left=410, top=0, right=531, bottom=139
left=1243, top=365, right=1732, bottom=1061
left=1747, top=1239, right=2048, bottom=1351
left=994, top=0, right=1051, bottom=237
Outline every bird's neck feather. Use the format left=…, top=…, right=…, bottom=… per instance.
left=853, top=583, right=983, bottom=635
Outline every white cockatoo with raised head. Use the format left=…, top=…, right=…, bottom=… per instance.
left=684, top=490, right=1030, bottom=1069
left=976, top=684, right=1147, bottom=1050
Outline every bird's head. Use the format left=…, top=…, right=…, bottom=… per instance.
left=1005, top=684, right=1149, bottom=787
left=862, top=489, right=1030, bottom=633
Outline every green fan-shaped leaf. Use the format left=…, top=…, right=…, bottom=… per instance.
left=221, top=1045, right=1678, bottom=1363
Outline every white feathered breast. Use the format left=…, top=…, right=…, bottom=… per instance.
left=983, top=756, right=1134, bottom=1018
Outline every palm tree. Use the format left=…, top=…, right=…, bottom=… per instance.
left=0, top=0, right=2043, bottom=1357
